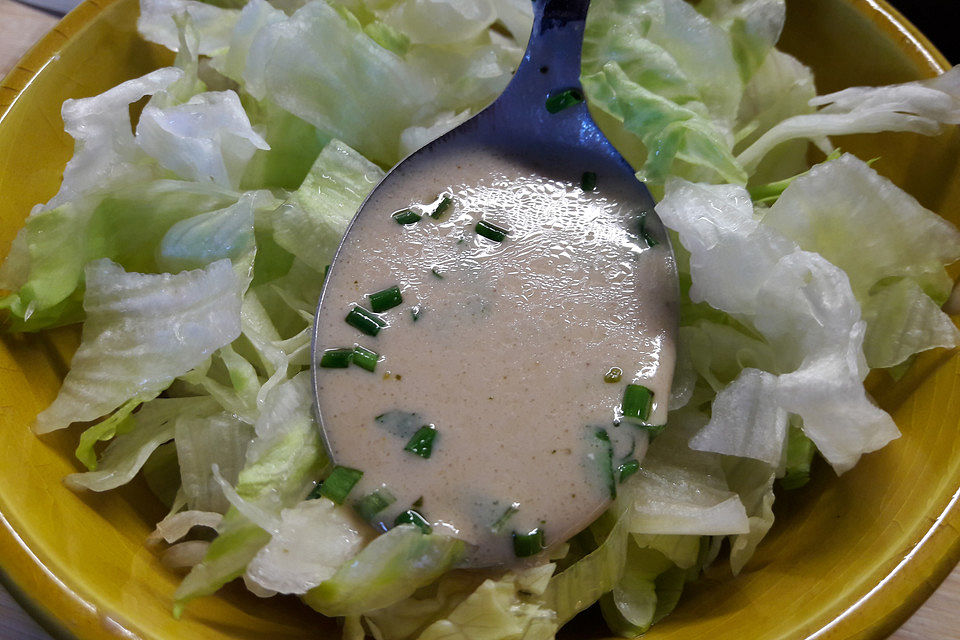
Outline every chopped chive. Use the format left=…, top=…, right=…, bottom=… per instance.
left=412, top=495, right=424, bottom=508
left=351, top=344, right=380, bottom=372
left=430, top=194, right=453, bottom=219
left=307, top=482, right=324, bottom=500
left=622, top=384, right=654, bottom=422
left=639, top=212, right=659, bottom=247
left=345, top=305, right=386, bottom=336
left=319, top=348, right=353, bottom=368
left=595, top=428, right=616, bottom=499
left=392, top=209, right=421, bottom=225
left=545, top=87, right=584, bottom=114
left=780, top=425, right=815, bottom=490
left=410, top=305, right=422, bottom=322
left=491, top=501, right=520, bottom=534
left=512, top=527, right=546, bottom=557
left=430, top=267, right=444, bottom=279
left=368, top=286, right=403, bottom=312
left=395, top=509, right=432, bottom=533
left=476, top=220, right=509, bottom=242
left=639, top=423, right=667, bottom=439
left=603, top=367, right=623, bottom=383
left=323, top=264, right=330, bottom=282
left=404, top=424, right=438, bottom=458
left=618, top=459, right=640, bottom=483
left=320, top=466, right=363, bottom=504
left=353, top=488, right=396, bottom=521
left=580, top=171, right=597, bottom=192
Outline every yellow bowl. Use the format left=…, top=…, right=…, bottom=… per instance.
left=0, top=0, right=958, bottom=638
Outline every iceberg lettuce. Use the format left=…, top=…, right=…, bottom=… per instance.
left=656, top=179, right=901, bottom=473
left=5, top=0, right=960, bottom=636
left=35, top=258, right=244, bottom=433
left=303, top=526, right=465, bottom=617
left=245, top=497, right=369, bottom=595
left=763, top=153, right=960, bottom=368
left=738, top=67, right=960, bottom=171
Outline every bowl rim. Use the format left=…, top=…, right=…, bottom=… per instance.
left=0, top=1, right=958, bottom=639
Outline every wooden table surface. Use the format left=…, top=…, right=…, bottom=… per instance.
left=0, top=0, right=958, bottom=638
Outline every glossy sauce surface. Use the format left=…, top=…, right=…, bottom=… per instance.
left=314, top=143, right=677, bottom=566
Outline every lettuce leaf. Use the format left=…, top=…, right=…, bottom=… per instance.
left=738, top=66, right=960, bottom=171
left=66, top=396, right=219, bottom=489
left=0, top=180, right=241, bottom=330
left=581, top=0, right=750, bottom=185
left=598, top=541, right=683, bottom=636
left=176, top=411, right=255, bottom=513
left=273, top=139, right=385, bottom=272
left=656, top=179, right=900, bottom=473
left=136, top=90, right=270, bottom=189
left=138, top=0, right=241, bottom=55
left=416, top=570, right=559, bottom=640
left=303, top=526, right=465, bottom=617
left=695, top=0, right=785, bottom=84
left=241, top=0, right=437, bottom=166
left=245, top=498, right=369, bottom=595
left=35, top=259, right=244, bottom=433
left=622, top=408, right=750, bottom=535
left=763, top=154, right=960, bottom=368
left=175, top=373, right=327, bottom=611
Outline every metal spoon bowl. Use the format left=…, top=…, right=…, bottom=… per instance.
left=311, top=0, right=677, bottom=567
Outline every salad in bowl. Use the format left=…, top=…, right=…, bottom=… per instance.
left=1, top=0, right=959, bottom=638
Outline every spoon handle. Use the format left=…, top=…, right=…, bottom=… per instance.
left=483, top=0, right=622, bottom=161
left=523, top=0, right=592, bottom=87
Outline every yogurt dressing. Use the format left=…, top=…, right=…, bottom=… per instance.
left=314, top=142, right=677, bottom=567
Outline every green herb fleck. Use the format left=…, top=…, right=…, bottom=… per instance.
left=604, top=367, right=623, bottom=383
left=319, top=348, right=352, bottom=368
left=430, top=193, right=453, bottom=219
left=639, top=212, right=659, bottom=248
left=618, top=459, right=640, bottom=483
left=545, top=88, right=584, bottom=113
left=595, top=428, right=616, bottom=499
left=351, top=344, right=380, bottom=372
left=395, top=509, right=431, bottom=534
left=622, top=384, right=653, bottom=422
left=345, top=306, right=386, bottom=336
left=491, top=501, right=520, bottom=534
left=476, top=220, right=509, bottom=242
left=320, top=466, right=363, bottom=504
left=354, top=488, right=396, bottom=521
left=404, top=424, right=438, bottom=459
left=392, top=209, right=421, bottom=225
left=512, top=527, right=546, bottom=557
left=580, top=171, right=597, bottom=191
left=368, top=286, right=403, bottom=312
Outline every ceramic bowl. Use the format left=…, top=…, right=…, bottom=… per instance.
left=1, top=0, right=958, bottom=638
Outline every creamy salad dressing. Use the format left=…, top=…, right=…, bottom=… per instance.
left=314, top=143, right=677, bottom=566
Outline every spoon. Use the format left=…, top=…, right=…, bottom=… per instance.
left=312, top=0, right=678, bottom=567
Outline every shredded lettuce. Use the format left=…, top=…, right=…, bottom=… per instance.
left=35, top=258, right=244, bottom=433
left=763, top=153, right=960, bottom=368
left=245, top=497, right=369, bottom=595
left=303, top=526, right=465, bottom=617
left=738, top=67, right=960, bottom=171
left=273, top=139, right=386, bottom=272
left=67, top=396, right=220, bottom=488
